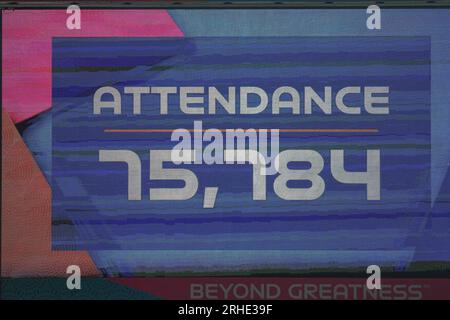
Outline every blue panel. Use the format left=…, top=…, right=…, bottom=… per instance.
left=52, top=37, right=431, bottom=257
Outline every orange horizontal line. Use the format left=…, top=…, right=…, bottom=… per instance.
left=104, top=128, right=379, bottom=133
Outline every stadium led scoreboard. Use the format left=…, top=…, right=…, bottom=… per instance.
left=1, top=0, right=449, bottom=301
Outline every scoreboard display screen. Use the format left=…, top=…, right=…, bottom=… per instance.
left=1, top=1, right=449, bottom=301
